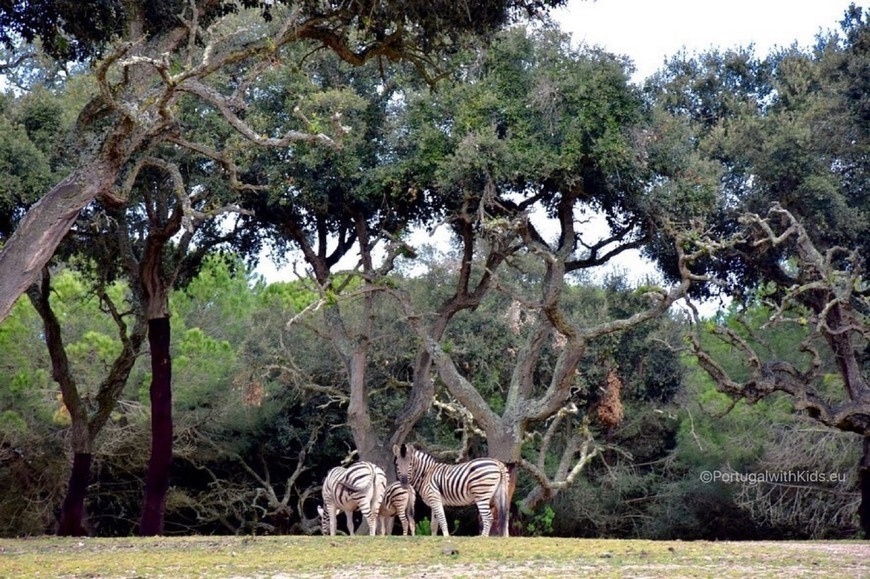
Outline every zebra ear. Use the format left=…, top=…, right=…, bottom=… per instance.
left=392, top=444, right=401, bottom=457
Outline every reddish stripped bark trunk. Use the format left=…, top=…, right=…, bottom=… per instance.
left=56, top=453, right=94, bottom=536
left=139, top=317, right=173, bottom=536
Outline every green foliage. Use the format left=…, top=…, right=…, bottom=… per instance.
left=0, top=84, right=76, bottom=241
left=0, top=239, right=858, bottom=539
left=172, top=327, right=235, bottom=409
left=0, top=298, right=54, bottom=430
left=260, top=281, right=318, bottom=312
left=413, top=517, right=461, bottom=536
left=0, top=410, right=27, bottom=435
left=647, top=6, right=870, bottom=295
left=1, top=0, right=570, bottom=63
left=415, top=517, right=431, bottom=536
left=395, top=27, right=654, bottom=227
left=546, top=324, right=860, bottom=541
left=675, top=363, right=773, bottom=471
left=66, top=331, right=122, bottom=368
left=0, top=118, right=52, bottom=194
left=524, top=505, right=556, bottom=537
left=0, top=115, right=52, bottom=237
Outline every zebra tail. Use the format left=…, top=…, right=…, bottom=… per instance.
left=337, top=480, right=361, bottom=493
left=496, top=463, right=513, bottom=537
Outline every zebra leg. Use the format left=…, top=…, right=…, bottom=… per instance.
left=379, top=515, right=394, bottom=536
left=343, top=509, right=355, bottom=536
left=476, top=499, right=494, bottom=536
left=407, top=501, right=416, bottom=536
left=397, top=511, right=408, bottom=536
left=329, top=508, right=338, bottom=536
left=431, top=502, right=450, bottom=537
left=358, top=506, right=376, bottom=536
left=378, top=515, right=393, bottom=536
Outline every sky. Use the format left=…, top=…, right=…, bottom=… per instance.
left=553, top=0, right=849, bottom=82
left=257, top=0, right=852, bottom=285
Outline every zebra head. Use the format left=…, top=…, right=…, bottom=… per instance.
left=392, top=443, right=414, bottom=488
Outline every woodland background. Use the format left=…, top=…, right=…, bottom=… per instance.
left=0, top=1, right=867, bottom=540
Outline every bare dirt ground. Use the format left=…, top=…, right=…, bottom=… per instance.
left=289, top=541, right=870, bottom=579
left=1, top=535, right=867, bottom=578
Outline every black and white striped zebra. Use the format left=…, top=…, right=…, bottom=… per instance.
left=377, top=480, right=416, bottom=536
left=392, top=443, right=510, bottom=537
left=317, top=461, right=386, bottom=536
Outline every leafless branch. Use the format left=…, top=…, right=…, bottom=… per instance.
left=432, top=395, right=487, bottom=460
left=688, top=204, right=870, bottom=435
left=518, top=417, right=601, bottom=512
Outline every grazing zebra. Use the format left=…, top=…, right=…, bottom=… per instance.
left=318, top=461, right=387, bottom=536
left=392, top=443, right=510, bottom=537
left=377, top=481, right=416, bottom=536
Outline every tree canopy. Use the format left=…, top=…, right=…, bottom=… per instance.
left=0, top=0, right=568, bottom=323
left=0, top=1, right=567, bottom=62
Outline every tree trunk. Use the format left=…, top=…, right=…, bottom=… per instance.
left=56, top=453, right=94, bottom=536
left=341, top=342, right=394, bottom=474
left=485, top=422, right=524, bottom=465
left=485, top=424, right=523, bottom=496
left=56, top=414, right=95, bottom=536
left=347, top=348, right=377, bottom=458
left=139, top=317, right=173, bottom=536
left=0, top=165, right=118, bottom=323
left=27, top=270, right=97, bottom=536
left=860, top=436, right=870, bottom=539
left=483, top=422, right=521, bottom=536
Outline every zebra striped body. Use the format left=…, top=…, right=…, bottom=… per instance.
left=377, top=481, right=416, bottom=536
left=393, top=443, right=510, bottom=537
left=318, top=461, right=386, bottom=536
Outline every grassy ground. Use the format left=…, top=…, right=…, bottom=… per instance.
left=0, top=535, right=867, bottom=578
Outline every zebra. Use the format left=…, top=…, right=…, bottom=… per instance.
left=317, top=461, right=387, bottom=536
left=377, top=480, right=416, bottom=536
left=392, top=443, right=510, bottom=537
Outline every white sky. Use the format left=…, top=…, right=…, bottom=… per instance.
left=553, top=0, right=848, bottom=81
left=257, top=0, right=850, bottom=285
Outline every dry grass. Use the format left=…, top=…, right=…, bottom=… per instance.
left=0, top=535, right=867, bottom=578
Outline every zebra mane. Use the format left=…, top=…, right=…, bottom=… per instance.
left=409, top=445, right=436, bottom=462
